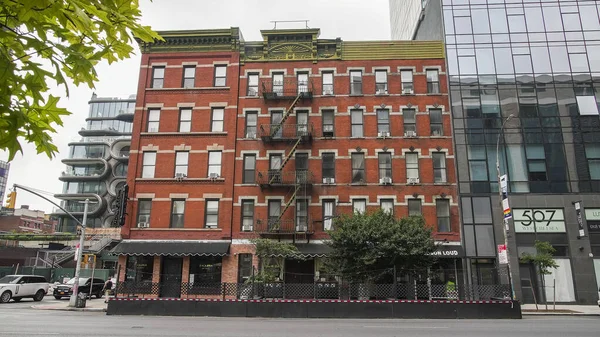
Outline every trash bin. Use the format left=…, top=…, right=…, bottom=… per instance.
left=75, top=293, right=87, bottom=308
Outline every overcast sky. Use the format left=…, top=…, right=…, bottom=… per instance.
left=1, top=0, right=391, bottom=213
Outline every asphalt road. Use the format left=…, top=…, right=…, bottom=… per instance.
left=0, top=303, right=598, bottom=337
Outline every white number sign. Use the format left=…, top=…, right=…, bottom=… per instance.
left=513, top=209, right=566, bottom=233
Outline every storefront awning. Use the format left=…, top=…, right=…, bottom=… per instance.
left=263, top=244, right=332, bottom=258
left=110, top=240, right=230, bottom=257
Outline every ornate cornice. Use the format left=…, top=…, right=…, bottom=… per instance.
left=137, top=28, right=242, bottom=53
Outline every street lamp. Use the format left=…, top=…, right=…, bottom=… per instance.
left=495, top=114, right=515, bottom=300
left=69, top=199, right=89, bottom=307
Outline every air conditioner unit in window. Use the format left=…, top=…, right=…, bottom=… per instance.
left=242, top=225, right=253, bottom=232
left=148, top=127, right=159, bottom=133
left=404, top=131, right=417, bottom=138
left=137, top=222, right=149, bottom=228
left=380, top=177, right=392, bottom=185
left=209, top=172, right=220, bottom=179
left=296, top=225, right=308, bottom=232
left=248, top=89, right=257, bottom=97
left=407, top=177, right=420, bottom=185
left=322, top=125, right=334, bottom=137
left=246, top=132, right=257, bottom=139
left=174, top=172, right=187, bottom=181
left=376, top=89, right=388, bottom=95
left=402, top=88, right=414, bottom=95
left=378, top=131, right=390, bottom=138
left=323, top=89, right=333, bottom=96
left=432, top=130, right=442, bottom=136
left=323, top=177, right=335, bottom=184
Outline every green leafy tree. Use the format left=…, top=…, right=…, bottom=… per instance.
left=250, top=239, right=303, bottom=283
left=520, top=240, right=559, bottom=310
left=326, top=210, right=437, bottom=283
left=0, top=0, right=161, bottom=160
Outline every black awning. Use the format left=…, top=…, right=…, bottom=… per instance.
left=110, top=240, right=230, bottom=257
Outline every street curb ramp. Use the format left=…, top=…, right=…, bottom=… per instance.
left=106, top=299, right=522, bottom=319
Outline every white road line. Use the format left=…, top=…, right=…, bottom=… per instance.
left=362, top=325, right=449, bottom=329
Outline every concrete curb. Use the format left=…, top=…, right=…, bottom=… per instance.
left=31, top=305, right=107, bottom=312
left=522, top=312, right=600, bottom=317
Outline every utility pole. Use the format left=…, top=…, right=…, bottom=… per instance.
left=69, top=199, right=89, bottom=307
left=495, top=114, right=515, bottom=300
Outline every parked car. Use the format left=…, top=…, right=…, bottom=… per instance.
left=0, top=275, right=49, bottom=303
left=53, top=277, right=105, bottom=300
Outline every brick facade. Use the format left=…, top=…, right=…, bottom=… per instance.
left=119, top=28, right=459, bottom=292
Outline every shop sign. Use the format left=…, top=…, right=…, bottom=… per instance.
left=513, top=209, right=566, bottom=233
left=586, top=209, right=600, bottom=232
left=430, top=246, right=464, bottom=258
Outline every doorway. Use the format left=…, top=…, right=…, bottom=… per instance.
left=160, top=257, right=182, bottom=298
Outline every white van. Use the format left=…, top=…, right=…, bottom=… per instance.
left=0, top=275, right=50, bottom=303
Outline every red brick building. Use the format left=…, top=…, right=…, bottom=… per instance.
left=113, top=28, right=460, bottom=297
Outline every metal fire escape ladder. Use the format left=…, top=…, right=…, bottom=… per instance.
left=270, top=94, right=302, bottom=137
left=275, top=184, right=301, bottom=225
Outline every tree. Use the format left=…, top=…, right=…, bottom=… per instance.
left=520, top=240, right=559, bottom=310
left=250, top=239, right=302, bottom=283
left=326, top=210, right=437, bottom=283
left=0, top=0, right=161, bottom=160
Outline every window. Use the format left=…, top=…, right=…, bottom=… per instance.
left=436, top=199, right=450, bottom=232
left=322, top=110, right=334, bottom=136
left=296, top=111, right=308, bottom=136
left=126, top=256, right=154, bottom=283
left=375, top=70, right=388, bottom=94
left=182, top=66, right=195, bottom=88
left=432, top=152, right=447, bottom=183
left=272, top=73, right=284, bottom=96
left=179, top=108, right=192, bottom=132
left=406, top=152, right=419, bottom=180
left=243, top=154, right=256, bottom=184
left=323, top=199, right=335, bottom=230
left=378, top=153, right=392, bottom=179
left=377, top=109, right=390, bottom=134
left=351, top=109, right=363, bottom=137
left=322, top=72, right=334, bottom=95
left=175, top=151, right=189, bottom=176
left=322, top=153, right=335, bottom=180
left=245, top=112, right=257, bottom=138
left=211, top=108, right=224, bottom=132
left=268, top=200, right=281, bottom=230
left=137, top=199, right=152, bottom=225
left=401, top=70, right=413, bottom=92
left=353, top=199, right=366, bottom=214
left=214, top=65, right=227, bottom=87
left=247, top=73, right=259, bottom=96
left=426, top=69, right=440, bottom=94
left=351, top=153, right=365, bottom=183
left=241, top=200, right=254, bottom=231
left=189, top=256, right=222, bottom=287
left=270, top=111, right=283, bottom=138
left=151, top=66, right=164, bottom=88
left=526, top=145, right=547, bottom=181
left=297, top=72, right=308, bottom=94
left=586, top=145, right=600, bottom=179
left=408, top=199, right=422, bottom=216
left=576, top=96, right=600, bottom=115
left=208, top=151, right=222, bottom=177
left=380, top=199, right=394, bottom=215
left=170, top=199, right=185, bottom=228
left=429, top=109, right=443, bottom=136
left=142, top=152, right=156, bottom=178
left=238, top=254, right=253, bottom=283
left=350, top=70, right=362, bottom=95
left=403, top=109, right=416, bottom=133
left=147, top=109, right=160, bottom=132
left=296, top=199, right=308, bottom=231
left=205, top=199, right=219, bottom=228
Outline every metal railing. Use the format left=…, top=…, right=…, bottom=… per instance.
left=259, top=123, right=313, bottom=141
left=253, top=219, right=313, bottom=234
left=257, top=170, right=314, bottom=186
left=115, top=281, right=511, bottom=301
left=261, top=79, right=314, bottom=99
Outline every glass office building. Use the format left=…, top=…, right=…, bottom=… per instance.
left=55, top=94, right=135, bottom=233
left=390, top=0, right=600, bottom=304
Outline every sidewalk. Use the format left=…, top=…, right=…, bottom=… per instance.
left=32, top=299, right=108, bottom=312
left=521, top=303, right=600, bottom=316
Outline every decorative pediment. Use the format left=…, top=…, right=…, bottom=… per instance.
left=268, top=43, right=313, bottom=60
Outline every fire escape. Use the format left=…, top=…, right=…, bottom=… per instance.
left=256, top=76, right=314, bottom=243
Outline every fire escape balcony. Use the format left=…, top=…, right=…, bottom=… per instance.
left=257, top=170, right=314, bottom=189
left=254, top=219, right=314, bottom=236
left=259, top=124, right=313, bottom=143
left=261, top=79, right=314, bottom=100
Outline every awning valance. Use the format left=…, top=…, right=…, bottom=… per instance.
left=110, top=240, right=230, bottom=257
left=263, top=243, right=332, bottom=258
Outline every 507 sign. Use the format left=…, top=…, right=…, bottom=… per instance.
left=513, top=209, right=566, bottom=233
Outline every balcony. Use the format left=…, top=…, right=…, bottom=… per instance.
left=259, top=124, right=313, bottom=143
left=59, top=163, right=109, bottom=182
left=261, top=79, right=314, bottom=100
left=254, top=219, right=314, bottom=236
left=257, top=170, right=314, bottom=188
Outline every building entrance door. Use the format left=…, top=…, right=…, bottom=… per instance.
left=160, top=257, right=182, bottom=298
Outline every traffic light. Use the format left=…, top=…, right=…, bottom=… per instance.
left=5, top=191, right=16, bottom=209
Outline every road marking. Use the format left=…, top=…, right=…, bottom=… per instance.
left=363, top=325, right=448, bottom=329
left=0, top=333, right=60, bottom=335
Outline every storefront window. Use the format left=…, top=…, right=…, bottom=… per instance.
left=188, top=256, right=222, bottom=294
left=126, top=256, right=154, bottom=283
